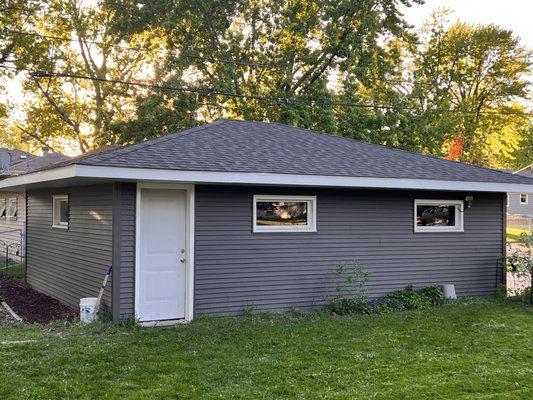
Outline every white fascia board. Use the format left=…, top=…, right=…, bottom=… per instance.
left=1, top=163, right=533, bottom=193
left=0, top=165, right=77, bottom=189
left=77, top=165, right=533, bottom=192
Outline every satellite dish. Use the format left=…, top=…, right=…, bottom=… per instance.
left=0, top=151, right=13, bottom=172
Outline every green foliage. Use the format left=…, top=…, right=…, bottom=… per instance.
left=1, top=0, right=164, bottom=152
left=324, top=260, right=373, bottom=315
left=325, top=297, right=374, bottom=316
left=0, top=1, right=531, bottom=167
left=325, top=261, right=449, bottom=315
left=404, top=13, right=532, bottom=167
left=379, top=285, right=445, bottom=312
left=495, top=284, right=508, bottom=301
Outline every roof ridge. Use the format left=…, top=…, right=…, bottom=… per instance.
left=230, top=119, right=521, bottom=179
left=81, top=120, right=229, bottom=164
left=513, top=162, right=533, bottom=174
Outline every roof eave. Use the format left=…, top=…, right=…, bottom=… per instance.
left=0, top=164, right=532, bottom=193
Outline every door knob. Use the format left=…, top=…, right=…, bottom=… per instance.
left=179, top=257, right=186, bottom=263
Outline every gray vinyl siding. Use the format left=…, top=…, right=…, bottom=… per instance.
left=507, top=167, right=533, bottom=216
left=194, top=185, right=504, bottom=316
left=26, top=184, right=113, bottom=310
left=112, top=182, right=136, bottom=319
left=0, top=191, right=25, bottom=246
left=507, top=193, right=533, bottom=216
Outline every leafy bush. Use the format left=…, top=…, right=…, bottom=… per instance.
left=379, top=285, right=444, bottom=312
left=325, top=297, right=374, bottom=316
left=324, top=261, right=447, bottom=315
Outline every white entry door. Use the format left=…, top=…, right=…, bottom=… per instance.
left=138, top=188, right=187, bottom=321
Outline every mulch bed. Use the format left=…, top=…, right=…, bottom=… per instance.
left=0, top=277, right=77, bottom=324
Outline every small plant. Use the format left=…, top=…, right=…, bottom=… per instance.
left=324, top=260, right=372, bottom=315
left=378, top=285, right=444, bottom=312
left=243, top=304, right=256, bottom=317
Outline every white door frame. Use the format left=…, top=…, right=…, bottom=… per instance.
left=135, top=182, right=195, bottom=323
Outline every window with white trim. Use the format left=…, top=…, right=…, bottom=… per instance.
left=253, top=195, right=316, bottom=232
left=52, top=195, right=69, bottom=229
left=414, top=200, right=464, bottom=232
left=520, top=194, right=528, bottom=205
left=0, top=198, right=6, bottom=219
left=5, top=197, right=17, bottom=220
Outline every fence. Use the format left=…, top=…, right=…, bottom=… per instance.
left=507, top=214, right=532, bottom=233
left=0, top=229, right=25, bottom=279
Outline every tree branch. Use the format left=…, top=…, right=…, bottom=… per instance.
left=15, top=124, right=58, bottom=153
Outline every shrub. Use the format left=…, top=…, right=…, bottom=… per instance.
left=325, top=297, right=374, bottom=316
left=379, top=285, right=444, bottom=312
left=324, top=260, right=372, bottom=316
left=324, top=261, right=447, bottom=315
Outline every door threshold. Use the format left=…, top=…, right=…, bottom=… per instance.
left=140, top=318, right=188, bottom=327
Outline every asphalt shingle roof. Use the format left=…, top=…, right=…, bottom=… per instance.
left=0, top=148, right=69, bottom=176
left=44, top=119, right=533, bottom=185
left=11, top=152, right=70, bottom=173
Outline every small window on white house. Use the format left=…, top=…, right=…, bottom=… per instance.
left=253, top=195, right=316, bottom=233
left=0, top=198, right=6, bottom=219
left=52, top=195, right=69, bottom=229
left=5, top=197, right=17, bottom=220
left=414, top=200, right=464, bottom=233
left=520, top=194, right=528, bottom=205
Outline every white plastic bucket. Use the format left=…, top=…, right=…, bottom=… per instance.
left=80, top=297, right=98, bottom=323
left=441, top=284, right=457, bottom=299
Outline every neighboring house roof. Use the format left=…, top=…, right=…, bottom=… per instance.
left=0, top=148, right=33, bottom=175
left=10, top=152, right=70, bottom=174
left=513, top=163, right=533, bottom=178
left=2, top=148, right=33, bottom=161
left=1, top=119, right=532, bottom=192
left=0, top=148, right=70, bottom=177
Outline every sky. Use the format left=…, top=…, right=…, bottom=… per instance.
left=401, top=0, right=533, bottom=49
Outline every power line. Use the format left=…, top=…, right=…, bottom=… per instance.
left=1, top=29, right=281, bottom=69
left=1, top=63, right=532, bottom=117
left=5, top=28, right=530, bottom=89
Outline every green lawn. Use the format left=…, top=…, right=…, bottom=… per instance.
left=0, top=262, right=25, bottom=279
left=507, top=226, right=531, bottom=243
left=1, top=299, right=532, bottom=399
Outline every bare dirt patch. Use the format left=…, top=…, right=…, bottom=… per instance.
left=0, top=277, right=76, bottom=324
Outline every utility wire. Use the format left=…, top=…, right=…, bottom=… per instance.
left=1, top=63, right=532, bottom=117
left=1, top=29, right=279, bottom=69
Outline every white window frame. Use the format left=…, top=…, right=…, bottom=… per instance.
left=414, top=199, right=464, bottom=233
left=253, top=195, right=317, bottom=233
left=52, top=195, right=69, bottom=229
left=520, top=194, right=529, bottom=205
left=5, top=197, right=17, bottom=220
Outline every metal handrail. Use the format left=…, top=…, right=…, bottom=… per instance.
left=0, top=228, right=24, bottom=235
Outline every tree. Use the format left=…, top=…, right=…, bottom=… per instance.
left=105, top=0, right=422, bottom=143
left=1, top=0, right=162, bottom=153
left=1, top=1, right=531, bottom=167
left=406, top=14, right=532, bottom=166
